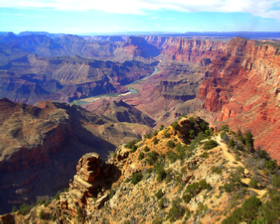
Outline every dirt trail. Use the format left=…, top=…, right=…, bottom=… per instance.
left=215, top=135, right=245, bottom=168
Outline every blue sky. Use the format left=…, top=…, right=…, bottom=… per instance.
left=0, top=0, right=280, bottom=34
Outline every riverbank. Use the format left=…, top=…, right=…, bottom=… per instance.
left=71, top=67, right=158, bottom=106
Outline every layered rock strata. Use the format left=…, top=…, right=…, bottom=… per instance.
left=60, top=153, right=120, bottom=213
left=197, top=37, right=280, bottom=161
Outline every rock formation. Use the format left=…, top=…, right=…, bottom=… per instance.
left=0, top=98, right=151, bottom=214
left=60, top=153, right=119, bottom=213
left=196, top=37, right=280, bottom=161
left=145, top=36, right=228, bottom=62
left=82, top=99, right=156, bottom=127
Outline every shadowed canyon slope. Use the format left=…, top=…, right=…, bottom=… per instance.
left=0, top=98, right=153, bottom=214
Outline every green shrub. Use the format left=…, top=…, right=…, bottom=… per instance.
left=153, top=137, right=159, bottom=145
left=144, top=133, right=152, bottom=139
left=199, top=121, right=209, bottom=131
left=147, top=151, right=159, bottom=165
left=138, top=152, right=144, bottom=160
left=223, top=182, right=236, bottom=193
left=245, top=131, right=254, bottom=150
left=158, top=198, right=164, bottom=210
left=130, top=144, right=137, bottom=153
left=163, top=131, right=170, bottom=138
left=144, top=146, right=150, bottom=152
left=242, top=196, right=262, bottom=221
left=205, top=129, right=212, bottom=136
left=203, top=140, right=218, bottom=150
left=125, top=140, right=137, bottom=149
left=249, top=179, right=258, bottom=189
left=166, top=151, right=178, bottom=163
left=222, top=197, right=262, bottom=224
left=54, top=191, right=61, bottom=200
left=272, top=175, right=280, bottom=187
left=168, top=198, right=185, bottom=221
left=155, top=165, right=166, bottom=182
left=183, top=180, right=210, bottom=203
left=200, top=152, right=209, bottom=158
left=39, top=210, right=44, bottom=219
left=219, top=125, right=229, bottom=132
left=167, top=140, right=176, bottom=149
left=237, top=129, right=243, bottom=137
left=228, top=139, right=235, bottom=148
left=189, top=130, right=196, bottom=139
left=153, top=130, right=158, bottom=136
left=187, top=132, right=207, bottom=151
left=77, top=206, right=83, bottom=220
left=131, top=172, right=143, bottom=185
left=171, top=121, right=180, bottom=130
left=159, top=125, right=165, bottom=131
left=155, top=189, right=164, bottom=200
left=18, top=203, right=31, bottom=215
left=44, top=200, right=50, bottom=207
left=109, top=189, right=116, bottom=199
left=211, top=166, right=223, bottom=174
left=199, top=180, right=211, bottom=190
left=265, top=160, right=277, bottom=170
left=11, top=207, right=17, bottom=213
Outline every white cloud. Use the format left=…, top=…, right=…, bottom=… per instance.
left=0, top=0, right=279, bottom=20
left=151, top=16, right=157, bottom=19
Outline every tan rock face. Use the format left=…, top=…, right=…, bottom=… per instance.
left=60, top=153, right=120, bottom=213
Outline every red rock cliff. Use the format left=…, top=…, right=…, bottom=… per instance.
left=197, top=37, right=280, bottom=161
left=145, top=36, right=227, bottom=62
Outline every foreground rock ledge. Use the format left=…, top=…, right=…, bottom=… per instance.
left=59, top=153, right=120, bottom=215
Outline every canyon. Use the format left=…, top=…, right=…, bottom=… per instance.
left=0, top=31, right=280, bottom=220
left=0, top=98, right=153, bottom=214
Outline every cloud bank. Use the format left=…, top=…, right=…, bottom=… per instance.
left=0, top=0, right=279, bottom=20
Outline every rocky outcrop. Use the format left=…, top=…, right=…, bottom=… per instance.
left=59, top=153, right=120, bottom=213
left=197, top=37, right=280, bottom=161
left=120, top=36, right=161, bottom=58
left=82, top=99, right=156, bottom=127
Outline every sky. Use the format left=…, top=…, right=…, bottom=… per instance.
left=0, top=0, right=280, bottom=34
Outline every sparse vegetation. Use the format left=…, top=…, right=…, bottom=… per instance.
left=171, top=121, right=180, bottom=130
left=39, top=209, right=45, bottom=220
left=153, top=137, right=159, bottom=145
left=166, top=140, right=176, bottom=149
left=168, top=198, right=185, bottom=222
left=183, top=180, right=211, bottom=203
left=155, top=189, right=164, bottom=200
left=54, top=191, right=61, bottom=200
left=144, top=133, right=152, bottom=139
left=203, top=140, right=218, bottom=150
left=131, top=172, right=143, bottom=185
left=144, top=146, right=150, bottom=152
left=146, top=151, right=159, bottom=165
left=18, top=203, right=31, bottom=215
left=138, top=152, right=144, bottom=160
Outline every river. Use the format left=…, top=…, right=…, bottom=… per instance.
left=71, top=67, right=158, bottom=105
